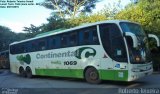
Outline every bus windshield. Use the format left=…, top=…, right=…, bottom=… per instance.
left=120, top=22, right=145, bottom=35
left=120, top=22, right=151, bottom=64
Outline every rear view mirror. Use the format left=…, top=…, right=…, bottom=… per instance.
left=148, top=34, right=160, bottom=47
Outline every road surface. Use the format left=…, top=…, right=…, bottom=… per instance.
left=0, top=69, right=160, bottom=94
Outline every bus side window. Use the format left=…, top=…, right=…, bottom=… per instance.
left=17, top=44, right=21, bottom=54
left=84, top=30, right=90, bottom=44
left=79, top=26, right=97, bottom=45
left=38, top=40, right=46, bottom=50
left=21, top=45, right=25, bottom=53
left=10, top=45, right=16, bottom=54
left=56, top=36, right=61, bottom=48
left=20, top=43, right=28, bottom=53
left=49, top=35, right=61, bottom=49
left=31, top=42, right=37, bottom=52
left=61, top=34, right=68, bottom=47
left=69, top=32, right=78, bottom=46
left=52, top=38, right=56, bottom=49
left=92, top=28, right=99, bottom=45
left=14, top=45, right=17, bottom=54
left=79, top=30, right=84, bottom=45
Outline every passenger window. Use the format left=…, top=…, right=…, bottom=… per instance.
left=84, top=31, right=90, bottom=44
left=38, top=40, right=46, bottom=50
left=17, top=44, right=22, bottom=54
left=21, top=45, right=25, bottom=53
left=51, top=38, right=56, bottom=49
left=61, top=35, right=68, bottom=47
left=69, top=32, right=77, bottom=46
left=79, top=26, right=99, bottom=45
left=31, top=42, right=37, bottom=51
left=10, top=45, right=16, bottom=54
left=92, top=29, right=99, bottom=44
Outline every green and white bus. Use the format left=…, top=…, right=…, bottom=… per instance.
left=9, top=20, right=154, bottom=84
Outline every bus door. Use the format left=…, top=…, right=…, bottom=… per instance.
left=99, top=23, right=128, bottom=80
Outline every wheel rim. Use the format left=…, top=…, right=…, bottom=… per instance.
left=89, top=71, right=98, bottom=80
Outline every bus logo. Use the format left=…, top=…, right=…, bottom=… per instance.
left=75, top=47, right=96, bottom=59
left=16, top=54, right=31, bottom=64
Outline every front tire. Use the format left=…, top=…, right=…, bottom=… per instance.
left=85, top=67, right=101, bottom=84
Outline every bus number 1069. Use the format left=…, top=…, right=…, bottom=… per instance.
left=64, top=61, right=77, bottom=65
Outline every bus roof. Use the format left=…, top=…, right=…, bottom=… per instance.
left=35, top=28, right=66, bottom=37
left=10, top=20, right=134, bottom=45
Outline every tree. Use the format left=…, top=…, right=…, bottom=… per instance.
left=23, top=24, right=41, bottom=33
left=0, top=26, right=11, bottom=51
left=101, top=0, right=122, bottom=19
left=40, top=14, right=66, bottom=32
left=0, top=25, right=33, bottom=51
left=114, top=0, right=160, bottom=51
left=42, top=0, right=100, bottom=18
left=115, top=0, right=160, bottom=34
left=66, top=12, right=107, bottom=28
left=23, top=24, right=41, bottom=37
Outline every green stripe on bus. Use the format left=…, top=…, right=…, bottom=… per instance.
left=35, top=69, right=84, bottom=78
left=35, top=69, right=128, bottom=81
left=99, top=70, right=128, bottom=81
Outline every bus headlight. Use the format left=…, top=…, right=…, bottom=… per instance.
left=135, top=56, right=141, bottom=62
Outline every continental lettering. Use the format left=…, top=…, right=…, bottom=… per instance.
left=36, top=51, right=76, bottom=59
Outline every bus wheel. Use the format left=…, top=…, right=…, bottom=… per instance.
left=85, top=67, right=101, bottom=84
left=26, top=67, right=32, bottom=78
left=19, top=67, right=26, bottom=77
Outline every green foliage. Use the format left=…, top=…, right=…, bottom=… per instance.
left=0, top=26, right=17, bottom=51
left=22, top=0, right=160, bottom=37
left=0, top=26, right=30, bottom=51
left=40, top=15, right=66, bottom=32
left=36, top=12, right=107, bottom=33
left=101, top=0, right=122, bottom=19
left=114, top=0, right=160, bottom=51
left=115, top=0, right=160, bottom=34
left=23, top=24, right=40, bottom=33
left=42, top=0, right=100, bottom=18
left=66, top=12, right=107, bottom=28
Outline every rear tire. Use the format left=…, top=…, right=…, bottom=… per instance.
left=26, top=67, right=32, bottom=78
left=85, top=67, right=101, bottom=84
left=19, top=67, right=26, bottom=77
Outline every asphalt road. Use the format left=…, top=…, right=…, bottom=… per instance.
left=0, top=69, right=160, bottom=94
